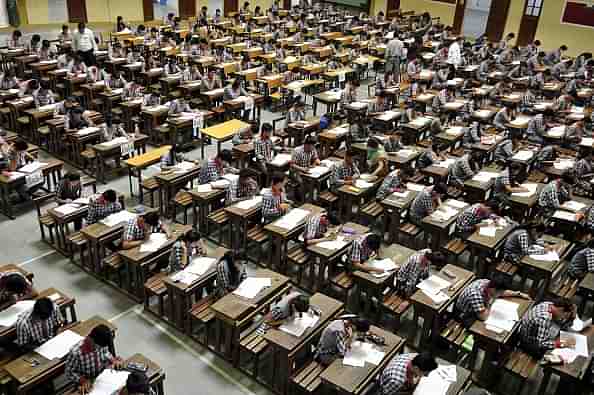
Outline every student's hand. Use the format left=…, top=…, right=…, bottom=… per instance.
left=79, top=379, right=91, bottom=394
left=280, top=203, right=290, bottom=212
left=560, top=337, right=576, bottom=348
left=111, top=357, right=124, bottom=369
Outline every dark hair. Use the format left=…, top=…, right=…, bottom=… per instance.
left=29, top=79, right=39, bottom=90
left=14, top=140, right=28, bottom=151
left=31, top=34, right=41, bottom=43
left=62, top=25, right=68, bottom=31
left=488, top=273, right=509, bottom=291
left=366, top=234, right=382, bottom=252
left=4, top=273, right=29, bottom=294
left=261, top=122, right=273, bottom=133
left=218, top=149, right=233, bottom=163
left=144, top=211, right=160, bottom=226
left=33, top=297, right=54, bottom=320
left=427, top=251, right=445, bottom=266
left=239, top=168, right=252, bottom=180
left=434, top=182, right=448, bottom=195
left=89, top=324, right=113, bottom=347
left=304, top=136, right=316, bottom=146
left=13, top=30, right=21, bottom=38
left=534, top=40, right=541, bottom=46
left=77, top=22, right=85, bottom=29
left=271, top=173, right=285, bottom=186
left=553, top=298, right=573, bottom=312
left=412, top=352, right=438, bottom=373
left=183, top=229, right=201, bottom=243
left=352, top=318, right=370, bottom=332
left=292, top=295, right=310, bottom=313
left=560, top=45, right=568, bottom=51
left=65, top=172, right=81, bottom=182
left=102, top=189, right=117, bottom=203
left=126, top=372, right=150, bottom=394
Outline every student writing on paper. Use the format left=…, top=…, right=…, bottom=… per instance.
left=449, top=151, right=481, bottom=189
left=290, top=136, right=320, bottom=202
left=330, top=149, right=360, bottom=191
left=253, top=123, right=278, bottom=183
left=455, top=203, right=498, bottom=238
left=199, top=149, right=234, bottom=185
left=167, top=230, right=206, bottom=274
left=383, top=132, right=403, bottom=153
left=409, top=183, right=448, bottom=226
left=455, top=277, right=528, bottom=328
left=573, top=149, right=593, bottom=195
left=376, top=168, right=413, bottom=202
left=125, top=371, right=155, bottom=395
left=226, top=169, right=259, bottom=205
left=215, top=251, right=247, bottom=298
left=262, top=173, right=291, bottom=224
left=257, top=292, right=310, bottom=333
left=379, top=353, right=437, bottom=395
left=503, top=223, right=554, bottom=264
left=15, top=297, right=64, bottom=351
left=3, top=140, right=42, bottom=202
left=517, top=299, right=576, bottom=358
left=315, top=316, right=370, bottom=366
left=159, top=145, right=185, bottom=170
left=566, top=243, right=594, bottom=280
left=494, top=133, right=522, bottom=163
left=119, top=211, right=171, bottom=251
left=537, top=173, right=573, bottom=220
left=366, top=138, right=388, bottom=178
left=394, top=249, right=445, bottom=298
left=56, top=172, right=82, bottom=205
left=65, top=324, right=123, bottom=395
left=416, top=143, right=447, bottom=170
left=85, top=190, right=122, bottom=225
left=348, top=234, right=385, bottom=274
left=489, top=160, right=529, bottom=213
left=0, top=271, right=37, bottom=307
left=303, top=212, right=339, bottom=246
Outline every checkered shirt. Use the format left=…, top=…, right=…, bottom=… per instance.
left=567, top=248, right=594, bottom=279
left=377, top=170, right=403, bottom=201
left=456, top=204, right=487, bottom=234
left=535, top=146, right=555, bottom=167
left=315, top=319, right=348, bottom=363
left=270, top=292, right=301, bottom=321
left=65, top=338, right=115, bottom=384
left=383, top=139, right=402, bottom=153
left=123, top=218, right=162, bottom=242
left=417, top=151, right=436, bottom=169
left=227, top=177, right=259, bottom=204
left=303, top=214, right=328, bottom=242
left=494, top=139, right=513, bottom=162
left=254, top=138, right=274, bottom=162
left=455, top=279, right=490, bottom=317
left=503, top=229, right=545, bottom=264
left=410, top=188, right=435, bottom=222
left=527, top=114, right=545, bottom=137
left=56, top=179, right=81, bottom=201
left=85, top=194, right=122, bottom=224
left=518, top=302, right=561, bottom=352
left=215, top=259, right=247, bottom=297
left=395, top=249, right=431, bottom=297
left=464, top=125, right=480, bottom=146
left=262, top=189, right=284, bottom=221
left=8, top=149, right=26, bottom=168
left=16, top=302, right=63, bottom=348
left=556, top=96, right=571, bottom=112
left=493, top=168, right=511, bottom=198
left=350, top=234, right=373, bottom=264
left=494, top=109, right=509, bottom=129
left=292, top=146, right=319, bottom=169
left=522, top=90, right=536, bottom=108
left=199, top=158, right=223, bottom=184
left=575, top=159, right=592, bottom=179
left=538, top=181, right=561, bottom=212
left=450, top=155, right=474, bottom=186
left=332, top=162, right=360, bottom=186
left=379, top=353, right=416, bottom=395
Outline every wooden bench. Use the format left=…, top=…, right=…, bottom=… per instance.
left=381, top=292, right=411, bottom=329
left=290, top=360, right=325, bottom=395
left=398, top=222, right=422, bottom=249
left=502, top=350, right=539, bottom=395
left=239, top=330, right=270, bottom=378
left=246, top=226, right=269, bottom=265
left=144, top=272, right=169, bottom=318
left=141, top=177, right=161, bottom=208
left=33, top=193, right=57, bottom=245
left=494, top=261, right=519, bottom=281
left=188, top=295, right=217, bottom=346
left=318, top=191, right=339, bottom=212
left=441, top=238, right=467, bottom=265
left=358, top=201, right=384, bottom=227
left=171, top=191, right=193, bottom=225
left=103, top=253, right=125, bottom=287
left=548, top=276, right=579, bottom=300
left=329, top=271, right=354, bottom=304
left=440, top=319, right=472, bottom=361
left=207, top=208, right=230, bottom=246
left=287, top=245, right=311, bottom=287
left=65, top=231, right=89, bottom=268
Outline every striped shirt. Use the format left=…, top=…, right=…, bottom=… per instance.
left=567, top=248, right=594, bottom=279
left=395, top=249, right=431, bottom=297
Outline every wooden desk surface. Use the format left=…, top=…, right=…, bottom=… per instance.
left=264, top=203, right=325, bottom=238
left=410, top=264, right=475, bottom=314
left=124, top=146, right=172, bottom=169
left=353, top=245, right=415, bottom=286
left=188, top=186, right=226, bottom=203
left=470, top=296, right=533, bottom=346
left=337, top=179, right=382, bottom=198
left=421, top=200, right=468, bottom=231
left=80, top=206, right=156, bottom=241
left=163, top=247, right=228, bottom=293
left=320, top=325, right=404, bottom=395
left=201, top=119, right=250, bottom=140
left=508, top=183, right=543, bottom=208
left=307, top=222, right=369, bottom=259
left=264, top=293, right=343, bottom=352
left=467, top=223, right=514, bottom=251
left=520, top=235, right=572, bottom=273
left=381, top=190, right=418, bottom=211
left=546, top=325, right=594, bottom=380
left=118, top=223, right=192, bottom=264
left=93, top=134, right=149, bottom=153
left=211, top=268, right=290, bottom=322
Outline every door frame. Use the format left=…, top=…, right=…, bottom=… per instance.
left=452, top=0, right=466, bottom=35
left=143, top=0, right=154, bottom=21
left=516, top=0, right=544, bottom=47
left=67, top=0, right=88, bottom=23
left=484, top=0, right=511, bottom=42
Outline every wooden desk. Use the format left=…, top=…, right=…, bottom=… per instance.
left=155, top=164, right=201, bottom=216
left=421, top=200, right=468, bottom=251
left=467, top=222, right=514, bottom=277
left=225, top=199, right=262, bottom=256
left=200, top=119, right=250, bottom=159
left=410, top=264, right=475, bottom=346
left=577, top=273, right=594, bottom=317
left=48, top=203, right=88, bottom=254
left=287, top=118, right=320, bottom=148
left=188, top=187, right=226, bottom=232
left=124, top=146, right=172, bottom=203
left=337, top=180, right=382, bottom=222
left=264, top=293, right=343, bottom=395
left=93, top=134, right=149, bottom=184
left=508, top=183, right=543, bottom=221
left=313, top=91, right=341, bottom=116
left=140, top=105, right=169, bottom=145
left=320, top=325, right=404, bottom=395
left=211, top=269, right=290, bottom=364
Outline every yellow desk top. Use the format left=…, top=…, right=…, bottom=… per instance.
left=202, top=119, right=250, bottom=140
left=125, top=145, right=172, bottom=168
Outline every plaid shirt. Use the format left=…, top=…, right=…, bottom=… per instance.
left=575, top=159, right=592, bottom=179
left=168, top=240, right=207, bottom=273
left=456, top=204, right=489, bottom=234
left=535, top=146, right=556, bottom=169
left=270, top=291, right=301, bottom=321
left=455, top=279, right=490, bottom=318
left=123, top=218, right=163, bottom=242
left=199, top=158, right=224, bottom=184
left=56, top=179, right=82, bottom=202
left=383, top=139, right=402, bottom=153
left=16, top=302, right=63, bottom=348
left=494, top=139, right=514, bottom=162
left=518, top=302, right=568, bottom=352
left=65, top=338, right=115, bottom=384
left=350, top=234, right=373, bottom=264
left=215, top=259, right=247, bottom=297
left=538, top=180, right=563, bottom=212
left=85, top=194, right=122, bottom=224
left=227, top=177, right=259, bottom=204
left=494, top=108, right=510, bottom=130
left=377, top=170, right=403, bottom=201
left=315, top=319, right=349, bottom=364
left=254, top=138, right=274, bottom=162
left=527, top=114, right=545, bottom=138
left=567, top=248, right=594, bottom=279
left=380, top=353, right=416, bottom=395
left=410, top=188, right=436, bottom=222
left=303, top=214, right=328, bottom=242
left=450, top=155, right=474, bottom=186
left=332, top=162, right=360, bottom=186
left=493, top=168, right=511, bottom=199
left=262, top=189, right=284, bottom=221
left=292, top=146, right=319, bottom=169
left=395, top=249, right=431, bottom=297
left=503, top=229, right=545, bottom=264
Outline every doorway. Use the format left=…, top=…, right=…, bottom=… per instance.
left=67, top=0, right=87, bottom=23
left=153, top=0, right=178, bottom=21
left=461, top=0, right=492, bottom=38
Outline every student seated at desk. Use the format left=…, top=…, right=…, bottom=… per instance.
left=494, top=132, right=521, bottom=162
left=503, top=223, right=552, bottom=264
left=33, top=79, right=55, bottom=108
left=455, top=277, right=528, bottom=327
left=565, top=119, right=584, bottom=149
left=216, top=251, right=247, bottom=297
left=164, top=58, right=182, bottom=76
left=56, top=172, right=82, bottom=205
left=394, top=249, right=445, bottom=298
left=19, top=79, right=38, bottom=97
left=573, top=149, right=593, bottom=194
left=341, top=80, right=359, bottom=105
left=105, top=70, right=127, bottom=89
left=120, top=211, right=170, bottom=250
left=0, top=68, right=18, bottom=90
left=537, top=173, right=573, bottom=218
left=168, top=96, right=192, bottom=115
left=66, top=324, right=123, bottom=394
left=16, top=297, right=64, bottom=351
left=253, top=123, right=277, bottom=176
left=126, top=49, right=145, bottom=71
left=3, top=140, right=43, bottom=202
left=379, top=352, right=437, bottom=395
left=108, top=42, right=125, bottom=60
left=526, top=113, right=546, bottom=144
left=6, top=30, right=23, bottom=49
left=86, top=65, right=105, bottom=83
left=315, top=315, right=370, bottom=366
left=303, top=212, right=338, bottom=245
left=331, top=149, right=360, bottom=189
left=494, top=106, right=513, bottom=131
left=489, top=161, right=528, bottom=212
left=39, top=40, right=56, bottom=61
left=284, top=98, right=307, bottom=131
left=232, top=124, right=253, bottom=145
left=227, top=169, right=259, bottom=204
left=125, top=371, right=155, bottom=395
left=201, top=70, right=222, bottom=92
left=168, top=230, right=206, bottom=273
left=409, top=183, right=448, bottom=226
left=68, top=55, right=87, bottom=76
left=0, top=270, right=37, bottom=307
left=143, top=90, right=161, bottom=107
left=366, top=138, right=388, bottom=178
left=102, top=116, right=129, bottom=141
left=383, top=133, right=403, bottom=153
left=290, top=136, right=320, bottom=199
left=517, top=299, right=576, bottom=358
left=58, top=51, right=74, bottom=70
left=258, top=292, right=310, bottom=334
left=347, top=233, right=383, bottom=274
left=86, top=189, right=122, bottom=224
left=123, top=80, right=144, bottom=100
left=182, top=63, right=202, bottom=82
left=417, top=143, right=446, bottom=170
left=376, top=167, right=413, bottom=201
left=199, top=149, right=234, bottom=184
left=262, top=173, right=291, bottom=223
left=533, top=145, right=560, bottom=170
left=224, top=79, right=249, bottom=102
left=449, top=151, right=481, bottom=188
left=27, top=34, right=41, bottom=54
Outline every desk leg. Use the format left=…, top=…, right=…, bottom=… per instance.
left=192, top=200, right=198, bottom=228
left=317, top=257, right=328, bottom=292
left=538, top=370, right=552, bottom=395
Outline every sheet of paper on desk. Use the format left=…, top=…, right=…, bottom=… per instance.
left=479, top=226, right=497, bottom=237
left=175, top=161, right=195, bottom=172
left=279, top=311, right=319, bottom=337
left=271, top=153, right=292, bottom=166
left=309, top=166, right=330, bottom=178
left=571, top=317, right=592, bottom=332
left=413, top=369, right=452, bottom=395
left=77, top=127, right=100, bottom=136
left=275, top=208, right=310, bottom=229
left=484, top=299, right=519, bottom=332
left=354, top=180, right=374, bottom=189
left=446, top=126, right=465, bottom=135
left=513, top=150, right=534, bottom=161
left=328, top=126, right=348, bottom=135
left=553, top=210, right=577, bottom=222
left=88, top=369, right=130, bottom=395
left=511, top=183, right=538, bottom=197
left=211, top=179, right=230, bottom=189
left=0, top=300, right=35, bottom=326
left=186, top=257, right=217, bottom=276
left=102, top=136, right=128, bottom=147
left=35, top=330, right=84, bottom=360
left=472, top=171, right=499, bottom=183
left=233, top=277, right=272, bottom=299
left=317, top=236, right=348, bottom=251
left=18, top=161, right=46, bottom=173
left=407, top=183, right=425, bottom=192
left=445, top=200, right=467, bottom=209
left=562, top=201, right=587, bottom=212
left=431, top=206, right=458, bottom=221
left=417, top=275, right=451, bottom=296
left=510, top=116, right=531, bottom=127
left=197, top=184, right=213, bottom=193
left=581, top=137, right=594, bottom=146
left=368, top=258, right=397, bottom=272
left=529, top=250, right=559, bottom=262
left=54, top=203, right=81, bottom=216
left=139, top=233, right=168, bottom=253
left=411, top=117, right=431, bottom=127
left=554, top=158, right=574, bottom=170
left=378, top=111, right=399, bottom=121
left=235, top=196, right=262, bottom=210
left=561, top=331, right=589, bottom=357
left=552, top=347, right=579, bottom=363
left=435, top=158, right=456, bottom=168
left=222, top=174, right=240, bottom=183
left=343, top=341, right=385, bottom=367
left=171, top=271, right=199, bottom=285
left=391, top=191, right=409, bottom=199
left=99, top=210, right=137, bottom=227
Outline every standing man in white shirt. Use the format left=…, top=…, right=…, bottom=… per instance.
left=447, top=36, right=463, bottom=71
left=73, top=22, right=98, bottom=67
left=385, top=33, right=404, bottom=82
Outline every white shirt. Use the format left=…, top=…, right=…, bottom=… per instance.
left=73, top=28, right=97, bottom=52
left=447, top=41, right=462, bottom=68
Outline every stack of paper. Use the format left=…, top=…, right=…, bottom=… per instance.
left=548, top=126, right=566, bottom=138
left=18, top=162, right=47, bottom=173
left=406, top=183, right=425, bottom=192
left=88, top=369, right=130, bottom=395
left=343, top=341, right=385, bottom=367
left=54, top=204, right=81, bottom=216
left=411, top=117, right=431, bottom=127
left=211, top=179, right=230, bottom=189
left=377, top=111, right=400, bottom=121
left=560, top=331, right=589, bottom=357
left=73, top=197, right=90, bottom=205
left=235, top=196, right=262, bottom=210
left=474, top=109, right=493, bottom=118
left=554, top=158, right=575, bottom=170
left=197, top=184, right=213, bottom=193
left=417, top=275, right=451, bottom=304
left=171, top=271, right=199, bottom=285
left=529, top=250, right=560, bottom=262
left=396, top=149, right=415, bottom=158
left=185, top=257, right=217, bottom=276
left=562, top=201, right=586, bottom=212
left=553, top=210, right=578, bottom=222
left=0, top=300, right=35, bottom=326
left=511, top=183, right=538, bottom=197
left=317, top=236, right=348, bottom=251
left=275, top=208, right=310, bottom=229
left=581, top=137, right=594, bottom=147
left=472, top=171, right=500, bottom=183
left=233, top=277, right=272, bottom=299
left=512, top=150, right=534, bottom=161
left=413, top=365, right=456, bottom=395
left=328, top=126, right=348, bottom=135
left=309, top=166, right=330, bottom=178
left=484, top=299, right=519, bottom=333
left=431, top=206, right=459, bottom=221
left=271, top=153, right=292, bottom=166
left=100, top=211, right=137, bottom=227
left=77, top=127, right=100, bottom=136
left=391, top=191, right=410, bottom=199
left=446, top=200, right=468, bottom=209
left=368, top=258, right=397, bottom=272
left=139, top=233, right=169, bottom=253
left=35, top=330, right=84, bottom=360
left=435, top=158, right=456, bottom=168
left=279, top=311, right=320, bottom=337
left=354, top=180, right=374, bottom=189
left=101, top=136, right=128, bottom=147
left=174, top=161, right=195, bottom=172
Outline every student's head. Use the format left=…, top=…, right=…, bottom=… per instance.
left=28, top=79, right=39, bottom=90
left=551, top=298, right=575, bottom=322
left=102, top=189, right=117, bottom=203
left=89, top=324, right=113, bottom=348
left=217, top=149, right=233, bottom=166
left=64, top=171, right=81, bottom=186
left=126, top=372, right=150, bottom=394
left=319, top=212, right=339, bottom=227
left=303, top=136, right=315, bottom=152
left=183, top=229, right=202, bottom=244
left=77, top=23, right=85, bottom=33
left=271, top=172, right=286, bottom=189
left=42, top=39, right=50, bottom=49
left=239, top=168, right=252, bottom=183
left=232, top=79, right=241, bottom=90
left=292, top=295, right=310, bottom=314
left=349, top=317, right=370, bottom=333
left=3, top=273, right=29, bottom=294
left=261, top=122, right=272, bottom=138
left=32, top=297, right=54, bottom=320
left=12, top=30, right=21, bottom=39
left=411, top=353, right=438, bottom=377
left=143, top=211, right=160, bottom=227
left=533, top=40, right=541, bottom=47
left=365, top=234, right=382, bottom=253
left=344, top=149, right=355, bottom=165
left=433, top=182, right=448, bottom=196
left=62, top=25, right=69, bottom=34
left=14, top=139, right=28, bottom=152
left=426, top=251, right=445, bottom=266
left=560, top=45, right=568, bottom=52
